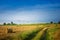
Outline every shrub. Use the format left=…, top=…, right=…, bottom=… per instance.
left=50, top=21, right=53, bottom=24
left=3, top=22, right=6, bottom=25
left=58, top=21, right=60, bottom=24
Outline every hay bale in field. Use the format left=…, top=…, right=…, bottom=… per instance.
left=7, top=28, right=13, bottom=33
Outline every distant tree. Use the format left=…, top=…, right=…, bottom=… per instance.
left=3, top=22, right=6, bottom=25
left=58, top=21, right=60, bottom=24
left=50, top=21, right=53, bottom=24
left=11, top=21, right=13, bottom=25
left=11, top=21, right=17, bottom=25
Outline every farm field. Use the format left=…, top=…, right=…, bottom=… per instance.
left=0, top=24, right=60, bottom=40
left=0, top=0, right=60, bottom=40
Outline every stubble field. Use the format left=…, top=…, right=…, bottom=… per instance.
left=0, top=24, right=60, bottom=40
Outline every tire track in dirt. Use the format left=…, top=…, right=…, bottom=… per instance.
left=40, top=28, right=48, bottom=40
left=31, top=27, right=48, bottom=40
left=23, top=28, right=44, bottom=40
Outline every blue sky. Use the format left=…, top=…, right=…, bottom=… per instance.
left=0, top=0, right=60, bottom=24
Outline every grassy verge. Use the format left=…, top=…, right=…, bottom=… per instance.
left=46, top=24, right=59, bottom=40
left=18, top=27, right=43, bottom=40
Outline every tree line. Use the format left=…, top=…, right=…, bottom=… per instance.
left=3, top=21, right=60, bottom=25
left=3, top=22, right=16, bottom=25
left=50, top=21, right=60, bottom=24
